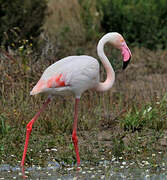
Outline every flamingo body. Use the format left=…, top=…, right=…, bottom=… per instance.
left=21, top=32, right=132, bottom=167
left=31, top=55, right=99, bottom=98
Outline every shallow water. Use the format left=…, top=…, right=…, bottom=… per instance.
left=1, top=157, right=167, bottom=180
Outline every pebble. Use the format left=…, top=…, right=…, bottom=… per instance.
left=115, top=161, right=119, bottom=164
left=112, top=157, right=116, bottom=161
left=67, top=167, right=73, bottom=171
left=51, top=148, right=57, bottom=152
left=101, top=175, right=105, bottom=179
left=145, top=174, right=150, bottom=178
left=37, top=166, right=42, bottom=170
left=122, top=161, right=126, bottom=165
left=91, top=175, right=95, bottom=178
left=145, top=161, right=149, bottom=165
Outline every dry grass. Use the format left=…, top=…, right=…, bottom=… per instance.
left=2, top=46, right=167, bottom=130
left=40, top=0, right=101, bottom=62
left=115, top=47, right=167, bottom=102
left=44, top=0, right=85, bottom=40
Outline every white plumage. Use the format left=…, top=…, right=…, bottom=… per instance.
left=31, top=55, right=99, bottom=98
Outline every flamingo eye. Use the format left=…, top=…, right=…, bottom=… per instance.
left=120, top=38, right=124, bottom=42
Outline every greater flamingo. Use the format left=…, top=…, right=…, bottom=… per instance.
left=21, top=32, right=131, bottom=167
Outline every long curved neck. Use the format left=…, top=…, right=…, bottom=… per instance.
left=95, top=34, right=115, bottom=92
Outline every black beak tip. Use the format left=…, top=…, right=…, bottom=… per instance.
left=122, top=58, right=131, bottom=70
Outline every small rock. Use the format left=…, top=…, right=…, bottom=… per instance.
left=51, top=148, right=57, bottom=152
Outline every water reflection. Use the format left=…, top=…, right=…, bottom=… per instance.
left=0, top=158, right=167, bottom=179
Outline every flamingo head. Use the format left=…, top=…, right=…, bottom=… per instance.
left=109, top=32, right=132, bottom=70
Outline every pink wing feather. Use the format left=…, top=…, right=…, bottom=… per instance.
left=30, top=73, right=66, bottom=95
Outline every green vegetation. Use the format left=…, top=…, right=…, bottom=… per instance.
left=100, top=0, right=167, bottom=49
left=0, top=0, right=47, bottom=48
left=0, top=0, right=167, bottom=167
left=1, top=0, right=167, bottom=50
left=121, top=96, right=167, bottom=132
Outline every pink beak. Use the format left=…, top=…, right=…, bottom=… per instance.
left=121, top=42, right=132, bottom=69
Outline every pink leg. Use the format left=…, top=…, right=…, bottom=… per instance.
left=21, top=97, right=51, bottom=167
left=72, top=98, right=80, bottom=166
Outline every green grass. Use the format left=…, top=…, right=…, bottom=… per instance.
left=120, top=93, right=167, bottom=132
